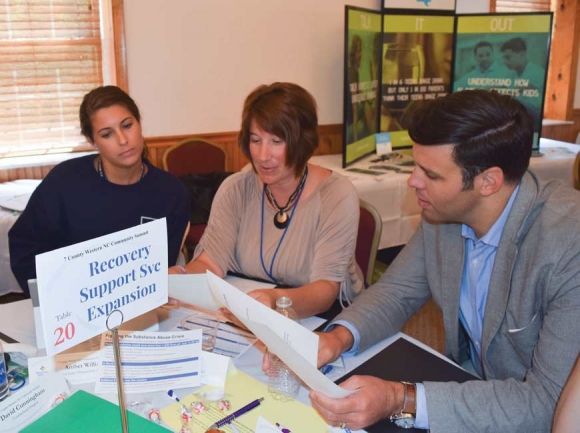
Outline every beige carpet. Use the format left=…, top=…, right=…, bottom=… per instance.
left=373, top=261, right=446, bottom=354
left=401, top=300, right=445, bottom=354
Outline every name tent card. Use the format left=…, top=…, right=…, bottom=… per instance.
left=36, top=218, right=169, bottom=356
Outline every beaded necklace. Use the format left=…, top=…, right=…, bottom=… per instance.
left=263, top=166, right=308, bottom=229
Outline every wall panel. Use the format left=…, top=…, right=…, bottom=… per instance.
left=0, top=124, right=343, bottom=182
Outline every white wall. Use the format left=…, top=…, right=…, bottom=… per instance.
left=124, top=0, right=380, bottom=136
left=455, top=0, right=488, bottom=14
left=124, top=0, right=490, bottom=137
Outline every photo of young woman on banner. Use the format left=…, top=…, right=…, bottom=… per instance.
left=343, top=7, right=382, bottom=167
left=379, top=14, right=454, bottom=149
left=452, top=13, right=552, bottom=151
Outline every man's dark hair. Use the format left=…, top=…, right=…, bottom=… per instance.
left=473, top=41, right=493, bottom=54
left=501, top=37, right=527, bottom=53
left=403, top=90, right=533, bottom=189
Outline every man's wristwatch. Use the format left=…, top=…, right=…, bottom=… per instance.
left=390, top=381, right=417, bottom=429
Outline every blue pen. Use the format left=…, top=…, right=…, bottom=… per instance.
left=207, top=397, right=264, bottom=429
left=320, top=365, right=333, bottom=375
left=166, top=389, right=180, bottom=402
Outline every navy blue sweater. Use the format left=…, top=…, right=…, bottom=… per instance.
left=8, top=155, right=190, bottom=296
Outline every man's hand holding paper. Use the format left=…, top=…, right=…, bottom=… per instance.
left=310, top=376, right=402, bottom=431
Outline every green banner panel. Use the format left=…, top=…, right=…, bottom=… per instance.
left=344, top=7, right=383, bottom=166
left=379, top=13, right=455, bottom=150
left=349, top=9, right=382, bottom=32
left=453, top=13, right=552, bottom=151
left=346, top=135, right=377, bottom=163
left=457, top=15, right=551, bottom=34
left=384, top=15, right=455, bottom=34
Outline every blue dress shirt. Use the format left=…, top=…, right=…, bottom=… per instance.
left=459, top=185, right=519, bottom=377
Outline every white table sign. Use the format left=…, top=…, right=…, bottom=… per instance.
left=28, top=350, right=101, bottom=385
left=0, top=373, right=70, bottom=433
left=36, top=219, right=168, bottom=356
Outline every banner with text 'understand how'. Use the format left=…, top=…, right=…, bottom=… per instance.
left=453, top=13, right=552, bottom=151
left=380, top=13, right=455, bottom=149
left=36, top=218, right=168, bottom=356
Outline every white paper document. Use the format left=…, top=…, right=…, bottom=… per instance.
left=168, top=273, right=276, bottom=311
left=28, top=350, right=100, bottom=385
left=0, top=179, right=41, bottom=212
left=245, top=320, right=354, bottom=399
left=36, top=219, right=169, bottom=356
left=175, top=309, right=257, bottom=359
left=255, top=416, right=283, bottom=432
left=94, top=330, right=201, bottom=394
left=224, top=275, right=276, bottom=292
left=200, top=351, right=236, bottom=388
left=206, top=272, right=319, bottom=367
left=168, top=274, right=218, bottom=311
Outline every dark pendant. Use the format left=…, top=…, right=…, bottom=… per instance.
left=274, top=211, right=289, bottom=229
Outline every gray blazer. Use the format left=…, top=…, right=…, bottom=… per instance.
left=336, top=171, right=580, bottom=432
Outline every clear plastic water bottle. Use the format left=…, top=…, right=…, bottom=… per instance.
left=0, top=342, right=9, bottom=402
left=267, top=296, right=301, bottom=402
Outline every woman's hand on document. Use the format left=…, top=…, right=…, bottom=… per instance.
left=218, top=288, right=276, bottom=329
left=218, top=307, right=248, bottom=330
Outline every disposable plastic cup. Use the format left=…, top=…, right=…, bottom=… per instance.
left=180, top=312, right=220, bottom=352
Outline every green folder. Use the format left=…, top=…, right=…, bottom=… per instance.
left=21, top=390, right=170, bottom=433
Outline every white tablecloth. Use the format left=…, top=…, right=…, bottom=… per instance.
left=0, top=209, right=21, bottom=296
left=311, top=138, right=580, bottom=250
left=0, top=180, right=41, bottom=296
left=533, top=138, right=580, bottom=183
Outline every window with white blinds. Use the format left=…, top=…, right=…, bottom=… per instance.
left=492, top=0, right=553, bottom=12
left=0, top=0, right=104, bottom=159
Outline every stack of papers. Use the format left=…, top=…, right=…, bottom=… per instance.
left=170, top=271, right=354, bottom=399
left=160, top=369, right=329, bottom=432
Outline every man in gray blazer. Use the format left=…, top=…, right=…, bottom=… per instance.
left=310, top=90, right=580, bottom=432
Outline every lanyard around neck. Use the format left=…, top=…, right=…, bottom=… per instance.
left=259, top=184, right=304, bottom=282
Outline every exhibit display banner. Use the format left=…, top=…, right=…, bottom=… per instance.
left=380, top=13, right=455, bottom=149
left=343, top=7, right=382, bottom=167
left=453, top=13, right=552, bottom=151
left=384, top=0, right=456, bottom=11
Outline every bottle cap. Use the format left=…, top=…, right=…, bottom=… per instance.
left=276, top=296, right=293, bottom=309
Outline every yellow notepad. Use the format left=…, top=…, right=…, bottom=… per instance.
left=160, top=369, right=329, bottom=432
left=21, top=390, right=170, bottom=432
